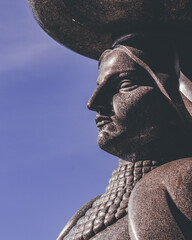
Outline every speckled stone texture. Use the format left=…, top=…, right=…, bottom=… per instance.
left=128, top=158, right=192, bottom=240
left=27, top=2, right=192, bottom=239
left=28, top=0, right=192, bottom=59
left=58, top=160, right=159, bottom=240
left=55, top=36, right=192, bottom=239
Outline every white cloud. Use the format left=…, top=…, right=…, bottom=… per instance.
left=0, top=3, right=58, bottom=73
left=0, top=42, right=55, bottom=72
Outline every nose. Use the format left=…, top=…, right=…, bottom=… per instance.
left=87, top=87, right=111, bottom=114
left=87, top=88, right=104, bottom=112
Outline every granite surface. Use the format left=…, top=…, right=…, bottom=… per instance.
left=58, top=160, right=159, bottom=240
left=28, top=0, right=192, bottom=59
left=27, top=2, right=192, bottom=239
left=129, top=158, right=192, bottom=240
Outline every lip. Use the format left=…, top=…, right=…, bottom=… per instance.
left=95, top=115, right=111, bottom=127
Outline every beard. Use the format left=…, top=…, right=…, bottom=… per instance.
left=97, top=120, right=137, bottom=157
left=97, top=119, right=165, bottom=158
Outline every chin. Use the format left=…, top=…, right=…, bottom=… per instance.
left=97, top=126, right=161, bottom=158
left=97, top=122, right=127, bottom=146
left=97, top=129, right=134, bottom=157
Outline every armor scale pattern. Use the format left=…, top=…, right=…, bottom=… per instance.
left=63, top=160, right=159, bottom=240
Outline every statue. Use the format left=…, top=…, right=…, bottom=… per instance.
left=28, top=1, right=192, bottom=239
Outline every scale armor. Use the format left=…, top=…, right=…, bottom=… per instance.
left=62, top=160, right=159, bottom=240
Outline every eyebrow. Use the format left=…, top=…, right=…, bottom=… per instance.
left=96, top=69, right=139, bottom=86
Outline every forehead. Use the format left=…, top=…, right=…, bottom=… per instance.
left=97, top=48, right=139, bottom=85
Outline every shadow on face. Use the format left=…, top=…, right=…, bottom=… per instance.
left=87, top=46, right=190, bottom=159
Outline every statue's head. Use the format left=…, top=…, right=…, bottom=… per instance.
left=87, top=35, right=192, bottom=160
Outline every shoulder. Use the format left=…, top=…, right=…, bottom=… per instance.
left=128, top=158, right=192, bottom=240
left=130, top=157, right=192, bottom=220
left=150, top=157, right=192, bottom=189
left=133, top=157, right=192, bottom=188
left=57, top=195, right=101, bottom=240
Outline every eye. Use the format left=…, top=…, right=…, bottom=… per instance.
left=117, top=79, right=138, bottom=92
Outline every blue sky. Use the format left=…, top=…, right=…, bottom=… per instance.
left=0, top=1, right=117, bottom=239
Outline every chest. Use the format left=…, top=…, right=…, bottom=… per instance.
left=91, top=216, right=130, bottom=240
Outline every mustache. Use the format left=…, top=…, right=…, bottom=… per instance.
left=95, top=114, right=111, bottom=124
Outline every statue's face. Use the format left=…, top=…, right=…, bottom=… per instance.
left=87, top=48, right=178, bottom=158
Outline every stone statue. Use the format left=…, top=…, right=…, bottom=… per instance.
left=28, top=1, right=192, bottom=239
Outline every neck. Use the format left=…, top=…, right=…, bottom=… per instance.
left=119, top=126, right=192, bottom=164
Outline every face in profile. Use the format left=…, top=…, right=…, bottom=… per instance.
left=87, top=47, right=180, bottom=159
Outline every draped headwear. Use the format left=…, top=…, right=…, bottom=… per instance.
left=108, top=33, right=192, bottom=128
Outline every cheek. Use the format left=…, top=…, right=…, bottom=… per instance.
left=112, top=86, right=154, bottom=120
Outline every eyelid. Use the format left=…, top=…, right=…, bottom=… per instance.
left=116, top=79, right=133, bottom=90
